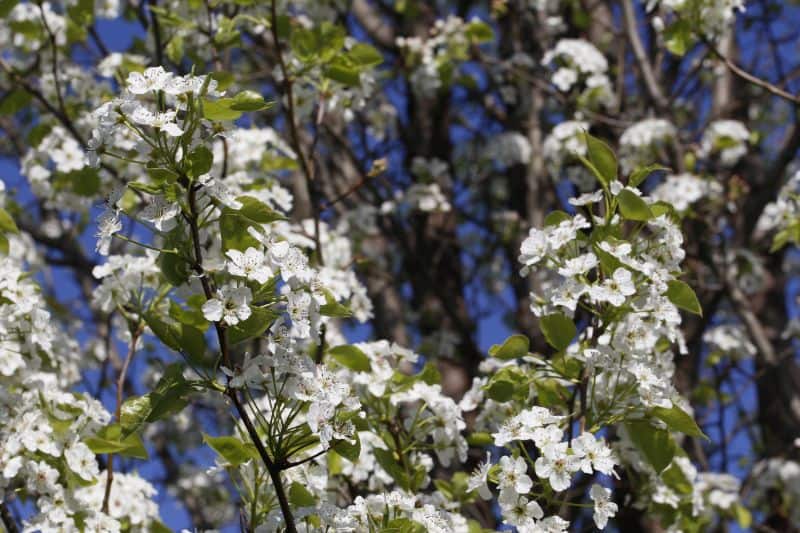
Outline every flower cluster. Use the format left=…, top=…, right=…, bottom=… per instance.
left=698, top=119, right=751, bottom=167
left=0, top=254, right=161, bottom=531
left=543, top=39, right=614, bottom=108
left=618, top=118, right=676, bottom=172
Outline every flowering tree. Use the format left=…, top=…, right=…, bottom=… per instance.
left=1, top=0, right=800, bottom=531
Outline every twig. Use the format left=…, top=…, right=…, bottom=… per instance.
left=102, top=324, right=143, bottom=513
left=704, top=37, right=800, bottom=104
left=0, top=502, right=20, bottom=533
left=186, top=184, right=298, bottom=533
left=268, top=0, right=324, bottom=266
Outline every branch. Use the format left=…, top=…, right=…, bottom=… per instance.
left=621, top=0, right=669, bottom=112
left=102, top=324, right=143, bottom=513
left=269, top=0, right=324, bottom=266
left=704, top=37, right=800, bottom=105
left=0, top=502, right=19, bottom=533
left=186, top=184, right=298, bottom=533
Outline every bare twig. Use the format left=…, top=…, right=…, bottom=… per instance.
left=0, top=502, right=20, bottom=533
left=704, top=37, right=800, bottom=104
left=102, top=324, right=143, bottom=513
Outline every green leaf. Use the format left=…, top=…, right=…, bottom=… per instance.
left=539, top=313, right=576, bottom=351
left=628, top=164, right=669, bottom=188
left=488, top=334, right=530, bottom=360
left=144, top=313, right=182, bottom=351
left=120, top=364, right=192, bottom=438
left=417, top=362, right=441, bottom=385
left=329, top=345, right=371, bottom=372
left=0, top=0, right=18, bottom=18
left=382, top=518, right=426, bottom=533
left=169, top=300, right=208, bottom=329
left=732, top=503, right=752, bottom=529
left=0, top=89, right=31, bottom=116
left=236, top=195, right=287, bottom=224
left=544, top=210, right=571, bottom=227
left=202, top=98, right=242, bottom=121
left=665, top=280, right=702, bottom=316
left=0, top=233, right=9, bottom=255
left=347, top=43, right=383, bottom=67
left=53, top=168, right=101, bottom=197
left=144, top=312, right=207, bottom=366
left=158, top=251, right=190, bottom=287
left=319, top=289, right=352, bottom=318
left=290, top=22, right=345, bottom=64
left=664, top=20, right=693, bottom=56
left=583, top=133, right=617, bottom=186
left=625, top=419, right=676, bottom=473
left=230, top=90, right=270, bottom=112
left=127, top=181, right=163, bottom=195
left=85, top=424, right=148, bottom=459
left=0, top=207, right=18, bottom=234
left=486, top=379, right=514, bottom=402
left=465, top=20, right=494, bottom=43
left=214, top=16, right=240, bottom=47
left=220, top=210, right=261, bottom=251
left=289, top=482, right=316, bottom=507
left=227, top=306, right=278, bottom=345
left=373, top=448, right=409, bottom=490
left=324, top=62, right=361, bottom=86
left=662, top=462, right=693, bottom=495
left=466, top=432, right=493, bottom=447
left=209, top=71, right=235, bottom=91
left=651, top=405, right=707, bottom=439
left=146, top=161, right=179, bottom=183
left=616, top=189, right=653, bottom=221
left=166, top=34, right=184, bottom=64
left=187, top=145, right=213, bottom=178
left=202, top=434, right=258, bottom=466
left=331, top=433, right=361, bottom=462
left=150, top=521, right=173, bottom=533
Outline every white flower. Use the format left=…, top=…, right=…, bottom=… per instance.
left=519, top=228, right=549, bottom=269
left=589, top=267, right=635, bottom=306
left=140, top=196, right=180, bottom=232
left=202, top=284, right=252, bottom=326
left=130, top=107, right=184, bottom=137
left=590, top=484, right=617, bottom=529
left=95, top=209, right=121, bottom=255
left=499, top=491, right=544, bottom=529
left=467, top=452, right=493, bottom=500
left=126, top=66, right=172, bottom=94
left=558, top=253, right=598, bottom=277
left=552, top=67, right=577, bottom=91
left=498, top=455, right=533, bottom=496
left=570, top=433, right=616, bottom=476
left=535, top=515, right=570, bottom=532
left=534, top=442, right=579, bottom=492
left=226, top=247, right=272, bottom=284
left=65, top=441, right=100, bottom=481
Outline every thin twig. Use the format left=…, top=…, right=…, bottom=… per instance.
left=185, top=184, right=298, bottom=533
left=704, top=37, right=800, bottom=104
left=0, top=502, right=20, bottom=533
left=102, top=324, right=143, bottom=513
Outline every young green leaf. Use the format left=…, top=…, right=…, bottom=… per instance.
left=488, top=334, right=530, bottom=360
left=665, top=280, right=702, bottom=315
left=651, top=405, right=707, bottom=439
left=202, top=434, right=258, bottom=466
left=328, top=345, right=372, bottom=372
left=625, top=419, right=676, bottom=473
left=616, top=189, right=653, bottom=221
left=583, top=132, right=617, bottom=186
left=331, top=433, right=361, bottom=462
left=540, top=313, right=576, bottom=351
